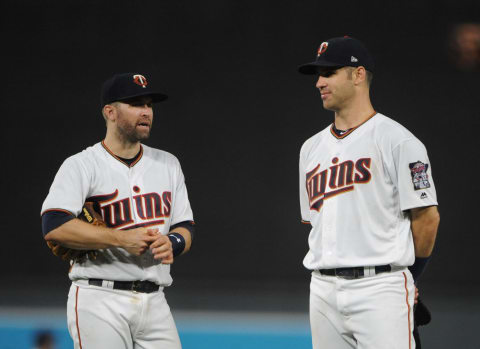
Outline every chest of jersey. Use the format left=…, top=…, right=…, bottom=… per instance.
left=304, top=130, right=387, bottom=213
left=88, top=157, right=174, bottom=231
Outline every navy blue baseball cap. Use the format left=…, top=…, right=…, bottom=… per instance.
left=101, top=73, right=168, bottom=106
left=298, top=36, right=374, bottom=74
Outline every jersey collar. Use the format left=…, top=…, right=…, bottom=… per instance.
left=101, top=140, right=143, bottom=168
left=330, top=111, right=377, bottom=139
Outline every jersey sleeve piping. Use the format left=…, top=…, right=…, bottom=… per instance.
left=41, top=208, right=75, bottom=217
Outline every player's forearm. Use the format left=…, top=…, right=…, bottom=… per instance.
left=410, top=206, right=440, bottom=257
left=170, top=226, right=192, bottom=254
left=44, top=218, right=121, bottom=250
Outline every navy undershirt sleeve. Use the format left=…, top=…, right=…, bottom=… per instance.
left=42, top=211, right=75, bottom=237
left=408, top=257, right=430, bottom=283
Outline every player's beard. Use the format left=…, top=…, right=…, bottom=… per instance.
left=116, top=119, right=152, bottom=144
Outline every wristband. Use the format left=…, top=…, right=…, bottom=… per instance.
left=408, top=257, right=430, bottom=283
left=168, top=233, right=186, bottom=257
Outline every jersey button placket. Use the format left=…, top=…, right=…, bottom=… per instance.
left=128, top=168, right=139, bottom=224
left=322, top=166, right=341, bottom=266
left=322, top=204, right=334, bottom=265
left=129, top=168, right=149, bottom=268
left=325, top=141, right=342, bottom=264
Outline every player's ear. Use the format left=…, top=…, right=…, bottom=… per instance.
left=353, top=67, right=367, bottom=85
left=102, top=104, right=117, bottom=122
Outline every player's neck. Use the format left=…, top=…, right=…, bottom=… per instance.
left=334, top=97, right=375, bottom=130
left=104, top=133, right=142, bottom=159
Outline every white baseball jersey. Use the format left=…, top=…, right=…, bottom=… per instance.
left=42, top=141, right=194, bottom=286
left=299, top=113, right=437, bottom=270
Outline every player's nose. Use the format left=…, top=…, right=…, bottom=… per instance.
left=140, top=105, right=153, bottom=116
left=316, top=75, right=327, bottom=89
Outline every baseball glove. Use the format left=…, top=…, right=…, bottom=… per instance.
left=412, top=297, right=431, bottom=349
left=414, top=297, right=432, bottom=326
left=47, top=202, right=104, bottom=262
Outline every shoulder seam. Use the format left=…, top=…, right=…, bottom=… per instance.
left=391, top=136, right=416, bottom=152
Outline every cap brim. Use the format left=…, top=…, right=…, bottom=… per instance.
left=106, top=91, right=168, bottom=105
left=298, top=61, right=343, bottom=75
left=150, top=93, right=168, bottom=102
left=122, top=92, right=168, bottom=103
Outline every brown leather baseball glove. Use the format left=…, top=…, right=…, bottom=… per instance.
left=47, top=202, right=105, bottom=262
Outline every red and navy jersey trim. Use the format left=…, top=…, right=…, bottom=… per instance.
left=41, top=208, right=75, bottom=216
left=101, top=140, right=143, bottom=168
left=330, top=111, right=377, bottom=139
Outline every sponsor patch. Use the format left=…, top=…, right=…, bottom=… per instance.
left=409, top=161, right=430, bottom=190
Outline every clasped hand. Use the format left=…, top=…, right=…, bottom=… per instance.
left=119, top=228, right=173, bottom=264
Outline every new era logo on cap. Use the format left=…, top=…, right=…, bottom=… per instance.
left=351, top=56, right=358, bottom=62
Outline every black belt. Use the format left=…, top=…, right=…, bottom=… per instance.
left=88, top=279, right=160, bottom=293
left=319, top=265, right=392, bottom=279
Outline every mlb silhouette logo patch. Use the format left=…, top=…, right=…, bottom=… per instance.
left=409, top=161, right=430, bottom=190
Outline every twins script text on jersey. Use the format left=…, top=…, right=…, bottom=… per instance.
left=88, top=188, right=172, bottom=229
left=306, top=157, right=371, bottom=211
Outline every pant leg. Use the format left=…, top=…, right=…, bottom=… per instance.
left=67, top=283, right=134, bottom=349
left=133, top=290, right=182, bottom=349
left=347, top=270, right=416, bottom=349
left=310, top=271, right=356, bottom=349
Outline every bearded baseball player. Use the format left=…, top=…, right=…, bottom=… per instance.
left=298, top=36, right=440, bottom=349
left=41, top=73, right=194, bottom=349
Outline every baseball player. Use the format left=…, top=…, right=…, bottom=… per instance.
left=297, top=36, right=440, bottom=348
left=41, top=73, right=195, bottom=349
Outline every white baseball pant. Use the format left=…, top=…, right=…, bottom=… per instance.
left=67, top=282, right=181, bottom=349
left=310, top=268, right=415, bottom=349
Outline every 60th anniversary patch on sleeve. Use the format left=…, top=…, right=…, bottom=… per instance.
left=409, top=161, right=431, bottom=190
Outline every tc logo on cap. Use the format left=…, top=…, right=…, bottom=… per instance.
left=317, top=42, right=328, bottom=57
left=133, top=74, right=148, bottom=88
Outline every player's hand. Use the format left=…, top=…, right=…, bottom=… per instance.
left=414, top=286, right=419, bottom=305
left=149, top=235, right=173, bottom=264
left=118, top=228, right=158, bottom=256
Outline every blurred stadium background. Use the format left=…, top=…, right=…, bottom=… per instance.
left=1, top=1, right=479, bottom=348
